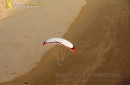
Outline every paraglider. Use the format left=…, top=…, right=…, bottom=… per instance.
left=43, top=38, right=76, bottom=66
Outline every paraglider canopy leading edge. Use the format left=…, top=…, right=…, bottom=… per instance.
left=42, top=38, right=76, bottom=53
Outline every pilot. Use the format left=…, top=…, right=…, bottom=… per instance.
left=58, top=61, right=63, bottom=66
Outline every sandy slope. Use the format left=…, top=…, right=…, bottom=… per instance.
left=0, top=0, right=31, bottom=19
left=2, top=0, right=130, bottom=85
left=0, top=0, right=86, bottom=83
left=0, top=0, right=9, bottom=19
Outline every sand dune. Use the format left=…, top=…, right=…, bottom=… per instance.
left=0, top=0, right=86, bottom=83
left=0, top=0, right=9, bottom=19
left=2, top=0, right=129, bottom=85
left=1, top=0, right=130, bottom=85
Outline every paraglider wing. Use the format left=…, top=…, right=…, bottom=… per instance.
left=43, top=38, right=76, bottom=52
